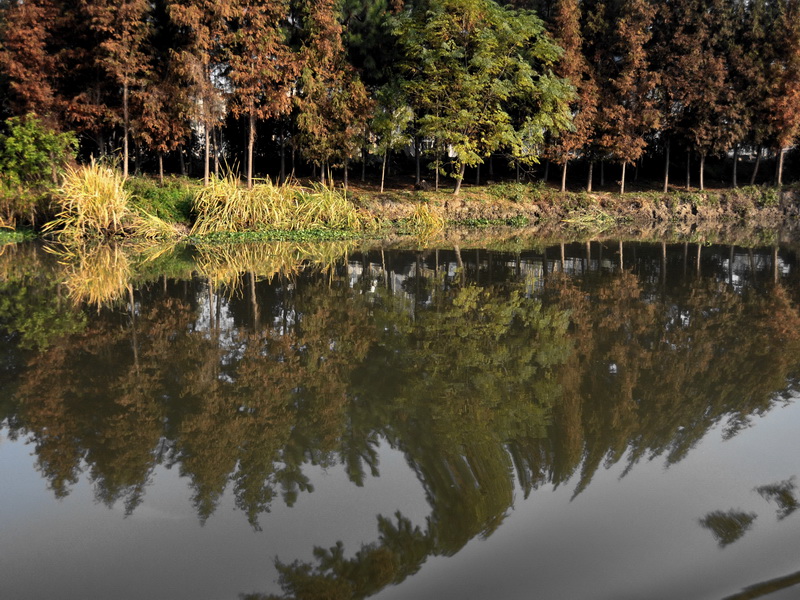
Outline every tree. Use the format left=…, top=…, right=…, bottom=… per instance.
left=677, top=0, right=740, bottom=191
left=767, top=0, right=800, bottom=185
left=586, top=0, right=659, bottom=193
left=84, top=0, right=151, bottom=178
left=396, top=0, right=573, bottom=195
left=0, top=0, right=61, bottom=122
left=548, top=0, right=598, bottom=192
left=371, top=84, right=412, bottom=192
left=295, top=0, right=372, bottom=185
left=0, top=113, right=76, bottom=185
left=166, top=0, right=232, bottom=186
left=227, top=0, right=299, bottom=189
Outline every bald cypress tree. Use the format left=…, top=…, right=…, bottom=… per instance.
left=549, top=0, right=598, bottom=193
left=295, top=0, right=372, bottom=185
left=0, top=0, right=62, bottom=123
left=586, top=0, right=659, bottom=194
left=85, top=0, right=151, bottom=178
left=166, top=0, right=231, bottom=186
left=227, top=0, right=299, bottom=189
left=767, top=0, right=800, bottom=185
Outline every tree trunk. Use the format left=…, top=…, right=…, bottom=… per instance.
left=343, top=157, right=348, bottom=190
left=435, top=143, right=440, bottom=191
left=515, top=159, right=520, bottom=183
left=280, top=133, right=286, bottom=184
left=751, top=146, right=762, bottom=185
left=247, top=111, right=255, bottom=189
left=600, top=160, right=605, bottom=187
left=179, top=147, right=186, bottom=177
left=204, top=120, right=210, bottom=187
left=453, top=163, right=466, bottom=195
left=699, top=151, right=706, bottom=191
left=620, top=162, right=626, bottom=194
left=663, top=138, right=670, bottom=193
left=544, top=159, right=550, bottom=182
left=380, top=150, right=387, bottom=192
left=214, top=127, right=220, bottom=177
left=475, top=162, right=480, bottom=186
left=587, top=161, right=593, bottom=192
left=777, top=147, right=785, bottom=186
left=686, top=150, right=691, bottom=190
left=561, top=160, right=567, bottom=193
left=158, top=151, right=164, bottom=186
left=361, top=145, right=367, bottom=182
left=415, top=135, right=421, bottom=184
left=134, top=144, right=141, bottom=175
left=123, top=81, right=129, bottom=179
left=732, top=145, right=739, bottom=188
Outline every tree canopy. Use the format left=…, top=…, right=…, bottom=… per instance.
left=0, top=0, right=798, bottom=192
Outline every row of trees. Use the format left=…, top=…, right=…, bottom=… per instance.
left=0, top=0, right=799, bottom=193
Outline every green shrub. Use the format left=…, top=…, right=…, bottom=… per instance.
left=0, top=113, right=77, bottom=185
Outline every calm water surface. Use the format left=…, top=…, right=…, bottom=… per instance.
left=2, top=239, right=800, bottom=600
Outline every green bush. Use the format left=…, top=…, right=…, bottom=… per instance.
left=0, top=113, right=77, bottom=185
left=0, top=114, right=77, bottom=227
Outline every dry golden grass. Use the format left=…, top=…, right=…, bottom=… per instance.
left=190, top=175, right=376, bottom=235
left=43, top=160, right=180, bottom=240
left=409, top=202, right=445, bottom=235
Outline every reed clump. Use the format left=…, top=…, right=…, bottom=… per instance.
left=43, top=161, right=180, bottom=240
left=408, top=202, right=445, bottom=235
left=190, top=175, right=377, bottom=235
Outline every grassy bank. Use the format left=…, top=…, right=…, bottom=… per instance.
left=2, top=169, right=799, bottom=244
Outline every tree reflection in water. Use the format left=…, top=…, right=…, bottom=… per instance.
left=2, top=240, right=800, bottom=598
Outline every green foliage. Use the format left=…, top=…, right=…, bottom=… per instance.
left=125, top=177, right=196, bottom=223
left=756, top=186, right=780, bottom=207
left=456, top=216, right=530, bottom=228
left=395, top=0, right=573, bottom=186
left=0, top=114, right=76, bottom=185
left=699, top=509, right=757, bottom=547
left=0, top=227, right=35, bottom=244
left=486, top=183, right=533, bottom=203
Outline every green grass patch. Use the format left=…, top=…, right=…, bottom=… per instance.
left=454, top=215, right=530, bottom=228
left=126, top=176, right=196, bottom=223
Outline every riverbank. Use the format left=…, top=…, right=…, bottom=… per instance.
left=351, top=182, right=800, bottom=230
left=3, top=175, right=800, bottom=243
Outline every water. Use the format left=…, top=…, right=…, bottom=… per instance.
left=2, top=239, right=800, bottom=600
